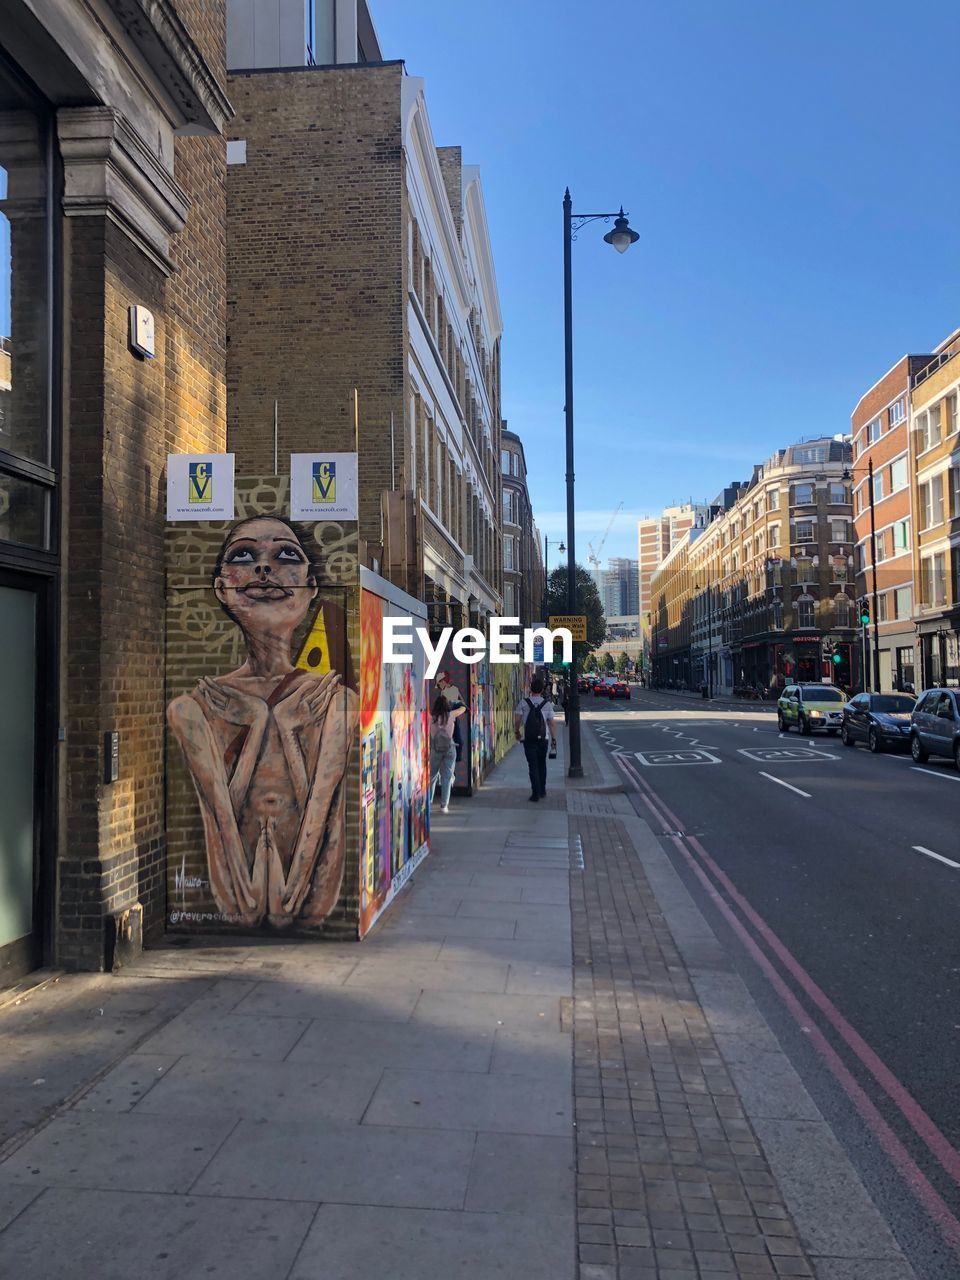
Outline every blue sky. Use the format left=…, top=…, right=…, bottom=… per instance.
left=374, top=1, right=960, bottom=564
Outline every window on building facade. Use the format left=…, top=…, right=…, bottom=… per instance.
left=855, top=543, right=865, bottom=573
left=952, top=547, right=960, bottom=602
left=772, top=599, right=784, bottom=629
left=918, top=405, right=942, bottom=453
left=768, top=489, right=780, bottom=511
left=768, top=525, right=781, bottom=549
left=950, top=468, right=960, bottom=520
left=797, top=446, right=828, bottom=463
left=948, top=392, right=960, bottom=437
left=921, top=552, right=947, bottom=607
left=830, top=519, right=848, bottom=543
left=889, top=397, right=906, bottom=427
left=894, top=519, right=911, bottom=552
left=500, top=449, right=510, bottom=473
left=894, top=586, right=912, bottom=619
left=874, top=531, right=887, bottom=563
left=866, top=419, right=882, bottom=445
left=504, top=581, right=515, bottom=613
left=511, top=454, right=519, bottom=477
left=504, top=536, right=515, bottom=571
left=919, top=479, right=944, bottom=530
left=877, top=593, right=889, bottom=622
left=889, top=456, right=908, bottom=493
left=793, top=483, right=814, bottom=505
left=502, top=490, right=513, bottom=524
left=796, top=596, right=815, bottom=627
left=795, top=521, right=814, bottom=542
left=828, top=483, right=847, bottom=504
left=872, top=472, right=885, bottom=503
left=835, top=594, right=851, bottom=627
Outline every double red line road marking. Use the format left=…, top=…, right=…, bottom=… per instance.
left=615, top=751, right=960, bottom=1256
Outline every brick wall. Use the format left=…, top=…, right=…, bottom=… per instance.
left=57, top=0, right=229, bottom=968
left=226, top=62, right=405, bottom=547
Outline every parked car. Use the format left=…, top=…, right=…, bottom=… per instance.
left=608, top=680, right=631, bottom=699
left=840, top=692, right=914, bottom=752
left=777, top=683, right=845, bottom=735
left=910, top=689, right=960, bottom=769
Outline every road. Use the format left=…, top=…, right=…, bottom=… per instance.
left=586, top=685, right=960, bottom=1280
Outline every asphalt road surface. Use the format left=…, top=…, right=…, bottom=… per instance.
left=586, top=685, right=960, bottom=1280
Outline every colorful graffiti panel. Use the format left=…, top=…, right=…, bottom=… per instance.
left=357, top=582, right=430, bottom=937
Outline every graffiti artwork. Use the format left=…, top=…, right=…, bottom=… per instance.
left=358, top=580, right=429, bottom=936
left=167, top=514, right=359, bottom=929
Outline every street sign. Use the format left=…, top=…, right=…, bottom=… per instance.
left=548, top=614, right=587, bottom=642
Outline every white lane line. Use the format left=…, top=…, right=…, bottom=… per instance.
left=759, top=771, right=811, bottom=798
left=911, top=767, right=960, bottom=784
left=913, top=845, right=960, bottom=869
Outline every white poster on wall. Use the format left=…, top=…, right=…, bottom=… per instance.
left=166, top=453, right=235, bottom=521
left=290, top=452, right=359, bottom=520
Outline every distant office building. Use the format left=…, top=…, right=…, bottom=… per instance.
left=637, top=504, right=708, bottom=671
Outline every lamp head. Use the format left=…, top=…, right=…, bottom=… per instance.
left=603, top=208, right=640, bottom=254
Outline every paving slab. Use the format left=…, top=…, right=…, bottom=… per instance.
left=0, top=1187, right=315, bottom=1280
left=230, top=982, right=421, bottom=1022
left=412, top=990, right=562, bottom=1032
left=288, top=1019, right=494, bottom=1073
left=136, top=1009, right=309, bottom=1061
left=72, top=1052, right=181, bottom=1113
left=364, top=1067, right=572, bottom=1135
left=193, top=1117, right=475, bottom=1208
left=0, top=1111, right=235, bottom=1193
left=490, top=1026, right=573, bottom=1079
left=0, top=1182, right=42, bottom=1232
left=465, top=1132, right=575, bottom=1214
left=288, top=1203, right=575, bottom=1280
left=134, top=1055, right=384, bottom=1123
left=505, top=959, right=572, bottom=997
left=343, top=959, right=509, bottom=994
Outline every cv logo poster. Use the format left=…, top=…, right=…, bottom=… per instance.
left=291, top=452, right=358, bottom=520
left=167, top=453, right=235, bottom=521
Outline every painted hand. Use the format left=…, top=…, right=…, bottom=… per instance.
left=275, top=672, right=342, bottom=730
left=197, top=677, right=266, bottom=726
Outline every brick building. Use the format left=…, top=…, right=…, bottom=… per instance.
left=908, top=331, right=960, bottom=688
left=638, top=503, right=706, bottom=677
left=0, top=1, right=230, bottom=983
left=651, top=438, right=856, bottom=694
left=500, top=427, right=544, bottom=627
left=224, top=0, right=503, bottom=631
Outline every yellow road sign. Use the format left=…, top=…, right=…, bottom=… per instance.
left=548, top=614, right=587, bottom=642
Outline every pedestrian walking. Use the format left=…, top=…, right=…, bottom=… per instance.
left=430, top=695, right=465, bottom=813
left=514, top=674, right=558, bottom=802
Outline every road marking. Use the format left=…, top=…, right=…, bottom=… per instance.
left=758, top=771, right=810, bottom=798
left=634, top=749, right=721, bottom=766
left=739, top=747, right=837, bottom=763
left=911, top=767, right=960, bottom=784
left=913, top=845, right=960, bottom=869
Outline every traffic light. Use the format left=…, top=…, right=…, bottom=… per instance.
left=831, top=651, right=842, bottom=665
left=859, top=604, right=870, bottom=626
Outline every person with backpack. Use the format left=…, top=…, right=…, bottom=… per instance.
left=514, top=674, right=558, bottom=802
left=430, top=694, right=465, bottom=814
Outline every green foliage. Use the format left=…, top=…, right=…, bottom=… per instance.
left=602, top=651, right=616, bottom=672
left=616, top=651, right=631, bottom=677
left=544, top=563, right=607, bottom=662
left=584, top=652, right=599, bottom=673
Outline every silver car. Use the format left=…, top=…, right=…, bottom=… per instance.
left=910, top=689, right=960, bottom=770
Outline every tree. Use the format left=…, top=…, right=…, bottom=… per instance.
left=616, top=651, right=631, bottom=677
left=544, top=563, right=607, bottom=666
left=602, top=651, right=615, bottom=673
left=584, top=652, right=598, bottom=673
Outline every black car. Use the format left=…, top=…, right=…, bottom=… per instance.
left=840, top=692, right=915, bottom=753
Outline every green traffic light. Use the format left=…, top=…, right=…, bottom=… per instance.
left=860, top=612, right=870, bottom=625
left=831, top=652, right=842, bottom=664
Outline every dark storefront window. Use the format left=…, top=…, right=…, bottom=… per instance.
left=0, top=53, right=55, bottom=555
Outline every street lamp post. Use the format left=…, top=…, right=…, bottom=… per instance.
left=563, top=189, right=638, bottom=777
left=543, top=536, right=565, bottom=621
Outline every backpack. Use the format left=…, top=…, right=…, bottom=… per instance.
left=430, top=720, right=453, bottom=772
left=523, top=697, right=547, bottom=745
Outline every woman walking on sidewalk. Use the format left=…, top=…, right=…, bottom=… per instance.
left=429, top=695, right=465, bottom=813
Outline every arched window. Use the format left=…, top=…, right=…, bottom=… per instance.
left=796, top=595, right=815, bottom=628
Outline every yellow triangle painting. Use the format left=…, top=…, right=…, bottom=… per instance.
left=296, top=606, right=332, bottom=675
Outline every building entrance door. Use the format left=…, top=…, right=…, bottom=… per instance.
left=0, top=581, right=41, bottom=984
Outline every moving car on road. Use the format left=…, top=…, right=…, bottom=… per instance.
left=777, top=683, right=845, bottom=735
left=607, top=679, right=631, bottom=699
left=840, top=692, right=914, bottom=752
left=593, top=678, right=610, bottom=696
left=910, top=689, right=960, bottom=770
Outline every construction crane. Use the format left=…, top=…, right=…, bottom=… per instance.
left=587, top=501, right=624, bottom=571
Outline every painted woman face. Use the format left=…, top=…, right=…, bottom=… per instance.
left=214, top=517, right=317, bottom=636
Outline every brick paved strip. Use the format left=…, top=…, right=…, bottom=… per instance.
left=569, top=813, right=815, bottom=1279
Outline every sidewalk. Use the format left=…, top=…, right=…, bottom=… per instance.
left=0, top=728, right=913, bottom=1279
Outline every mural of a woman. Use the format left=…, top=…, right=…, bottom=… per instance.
left=167, top=516, right=359, bottom=928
